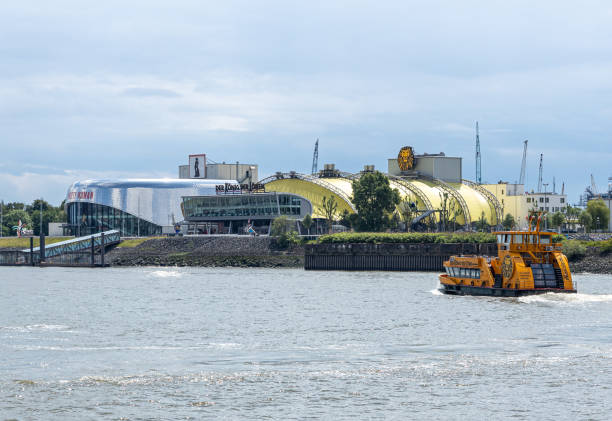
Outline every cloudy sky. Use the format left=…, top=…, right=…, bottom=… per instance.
left=1, top=1, right=611, bottom=205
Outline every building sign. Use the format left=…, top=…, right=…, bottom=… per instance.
left=397, top=146, right=415, bottom=171
left=216, top=183, right=241, bottom=194
left=189, top=154, right=206, bottom=178
left=68, top=191, right=94, bottom=200
left=215, top=183, right=266, bottom=194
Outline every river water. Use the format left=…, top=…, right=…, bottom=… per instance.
left=1, top=267, right=611, bottom=420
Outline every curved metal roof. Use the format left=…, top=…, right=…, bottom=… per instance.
left=261, top=172, right=500, bottom=227
left=65, top=178, right=238, bottom=226
left=68, top=178, right=234, bottom=189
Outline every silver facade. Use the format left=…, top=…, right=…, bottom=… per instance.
left=65, top=178, right=239, bottom=226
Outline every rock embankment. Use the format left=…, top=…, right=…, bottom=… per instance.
left=569, top=250, right=612, bottom=274
left=108, top=236, right=303, bottom=267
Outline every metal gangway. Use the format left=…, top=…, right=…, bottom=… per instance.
left=23, top=230, right=121, bottom=259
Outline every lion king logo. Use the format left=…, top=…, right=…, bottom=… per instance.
left=501, top=254, right=514, bottom=279
left=397, top=146, right=415, bottom=171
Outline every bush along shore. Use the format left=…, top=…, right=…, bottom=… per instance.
left=561, top=239, right=612, bottom=274
left=2, top=232, right=608, bottom=273
left=312, top=232, right=612, bottom=274
left=108, top=236, right=303, bottom=268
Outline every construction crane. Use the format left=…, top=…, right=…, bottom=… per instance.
left=590, top=174, right=598, bottom=196
left=475, top=122, right=481, bottom=184
left=537, top=153, right=543, bottom=193
left=518, top=140, right=528, bottom=185
left=311, top=139, right=319, bottom=175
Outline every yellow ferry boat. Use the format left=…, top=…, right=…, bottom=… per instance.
left=439, top=214, right=576, bottom=297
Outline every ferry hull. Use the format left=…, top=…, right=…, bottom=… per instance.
left=439, top=283, right=577, bottom=297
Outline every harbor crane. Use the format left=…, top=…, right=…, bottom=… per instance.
left=590, top=174, right=598, bottom=195
left=518, top=140, right=528, bottom=185
left=537, top=153, right=543, bottom=193
left=475, top=122, right=481, bottom=184
left=311, top=139, right=319, bottom=175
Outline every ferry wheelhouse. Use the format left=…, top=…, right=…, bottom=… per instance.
left=439, top=214, right=576, bottom=297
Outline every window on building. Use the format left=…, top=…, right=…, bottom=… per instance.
left=539, top=197, right=544, bottom=203
left=561, top=198, right=565, bottom=204
left=527, top=198, right=531, bottom=203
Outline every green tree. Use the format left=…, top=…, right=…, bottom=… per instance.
left=449, top=200, right=463, bottom=232
left=270, top=216, right=299, bottom=249
left=302, top=214, right=313, bottom=235
left=3, top=210, right=32, bottom=236
left=338, top=209, right=357, bottom=230
left=502, top=213, right=516, bottom=230
left=551, top=212, right=566, bottom=233
left=396, top=199, right=417, bottom=232
left=4, top=202, right=25, bottom=211
left=351, top=171, right=401, bottom=232
left=26, top=199, right=51, bottom=214
left=578, top=211, right=592, bottom=233
left=438, top=192, right=450, bottom=232
left=475, top=211, right=489, bottom=232
left=321, top=195, right=338, bottom=233
left=270, top=215, right=294, bottom=236
left=586, top=199, right=609, bottom=231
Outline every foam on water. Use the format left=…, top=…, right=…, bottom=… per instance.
left=1, top=324, right=70, bottom=332
left=148, top=270, right=183, bottom=278
left=430, top=284, right=443, bottom=295
left=519, top=292, right=612, bottom=305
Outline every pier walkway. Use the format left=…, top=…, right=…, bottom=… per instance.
left=23, top=230, right=121, bottom=258
left=0, top=230, right=121, bottom=266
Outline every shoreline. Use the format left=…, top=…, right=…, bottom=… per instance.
left=1, top=235, right=609, bottom=273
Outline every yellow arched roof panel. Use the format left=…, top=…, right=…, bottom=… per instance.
left=319, top=177, right=355, bottom=199
left=264, top=178, right=354, bottom=219
left=264, top=173, right=498, bottom=226
left=449, top=183, right=495, bottom=224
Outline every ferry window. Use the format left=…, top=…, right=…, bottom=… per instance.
left=531, top=235, right=538, bottom=244
left=475, top=269, right=481, bottom=279
left=514, top=235, right=522, bottom=244
left=459, top=268, right=465, bottom=277
left=541, top=236, right=551, bottom=244
left=503, top=234, right=510, bottom=243
left=452, top=267, right=458, bottom=277
left=497, top=235, right=503, bottom=243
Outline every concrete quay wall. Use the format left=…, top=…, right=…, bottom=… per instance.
left=305, top=243, right=497, bottom=271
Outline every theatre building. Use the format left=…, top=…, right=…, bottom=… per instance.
left=64, top=179, right=237, bottom=236
left=64, top=179, right=312, bottom=236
